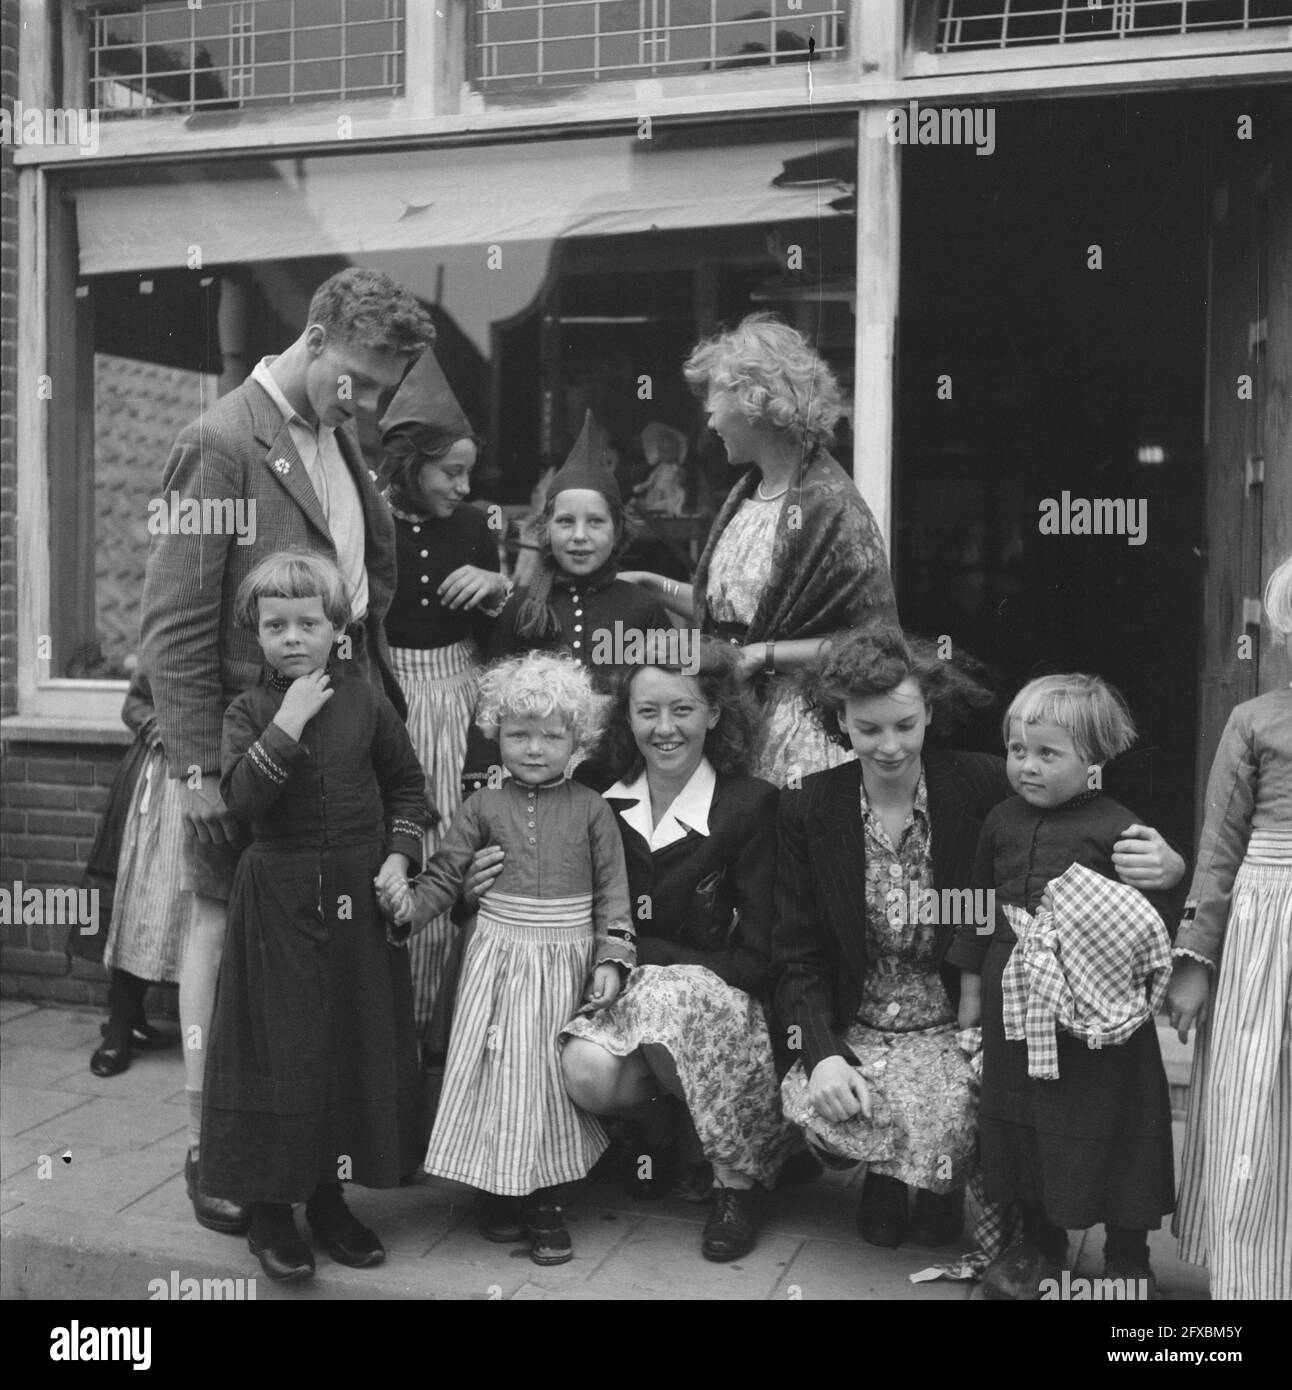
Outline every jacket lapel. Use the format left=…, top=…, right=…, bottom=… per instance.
left=246, top=379, right=331, bottom=540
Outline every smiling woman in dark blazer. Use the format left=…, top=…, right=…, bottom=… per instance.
left=561, top=643, right=793, bottom=1263
left=773, top=627, right=1186, bottom=1252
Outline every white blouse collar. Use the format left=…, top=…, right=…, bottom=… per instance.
left=605, top=757, right=716, bottom=851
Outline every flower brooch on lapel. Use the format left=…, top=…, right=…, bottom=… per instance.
left=271, top=457, right=292, bottom=476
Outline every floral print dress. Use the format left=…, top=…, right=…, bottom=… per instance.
left=780, top=773, right=978, bottom=1192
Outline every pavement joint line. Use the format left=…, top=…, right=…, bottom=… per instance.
left=417, top=1206, right=471, bottom=1257
left=582, top=1210, right=646, bottom=1280
left=12, top=1090, right=98, bottom=1139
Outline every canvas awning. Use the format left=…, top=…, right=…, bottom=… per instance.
left=73, top=134, right=850, bottom=275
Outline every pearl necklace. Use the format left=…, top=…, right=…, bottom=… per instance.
left=756, top=478, right=790, bottom=502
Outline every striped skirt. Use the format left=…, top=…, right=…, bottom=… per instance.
left=103, top=746, right=191, bottom=983
left=1174, top=830, right=1292, bottom=1299
left=423, top=892, right=608, bottom=1196
left=389, top=640, right=482, bottom=1046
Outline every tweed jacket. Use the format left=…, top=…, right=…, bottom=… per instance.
left=140, top=375, right=402, bottom=779
left=772, top=748, right=1011, bottom=1077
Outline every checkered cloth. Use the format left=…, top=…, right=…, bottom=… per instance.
left=1000, top=863, right=1172, bottom=1080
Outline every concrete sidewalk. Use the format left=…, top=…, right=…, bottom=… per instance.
left=0, top=1001, right=1210, bottom=1301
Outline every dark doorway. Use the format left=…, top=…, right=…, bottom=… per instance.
left=896, top=94, right=1209, bottom=846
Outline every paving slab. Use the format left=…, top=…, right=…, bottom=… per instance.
left=1, top=1134, right=185, bottom=1216
left=1, top=1007, right=104, bottom=1050
left=1, top=1043, right=96, bottom=1090
left=591, top=1215, right=800, bottom=1299
left=0, top=1083, right=93, bottom=1139
left=773, top=1233, right=974, bottom=1301
left=0, top=1001, right=41, bottom=1024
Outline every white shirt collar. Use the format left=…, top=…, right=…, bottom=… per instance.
left=252, top=356, right=323, bottom=434
left=605, top=757, right=716, bottom=852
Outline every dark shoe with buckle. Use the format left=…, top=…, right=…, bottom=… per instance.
left=857, top=1171, right=909, bottom=1248
left=102, top=1020, right=176, bottom=1051
left=909, top=1186, right=965, bottom=1247
left=982, top=1241, right=1063, bottom=1301
left=248, top=1210, right=315, bottom=1283
left=90, top=1039, right=132, bottom=1078
left=305, top=1190, right=385, bottom=1268
left=524, top=1202, right=573, bottom=1266
left=475, top=1192, right=526, bottom=1243
left=185, top=1150, right=251, bottom=1235
left=701, top=1186, right=759, bottom=1263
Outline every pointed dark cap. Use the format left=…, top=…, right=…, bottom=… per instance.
left=548, top=410, right=621, bottom=505
left=380, top=348, right=473, bottom=453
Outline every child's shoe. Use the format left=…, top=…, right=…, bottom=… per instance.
left=475, top=1192, right=526, bottom=1243
left=305, top=1183, right=384, bottom=1268
left=981, top=1241, right=1062, bottom=1300
left=248, top=1202, right=315, bottom=1283
left=1103, top=1257, right=1157, bottom=1301
left=523, top=1199, right=573, bottom=1266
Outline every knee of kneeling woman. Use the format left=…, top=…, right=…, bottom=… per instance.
left=561, top=1040, right=619, bottom=1113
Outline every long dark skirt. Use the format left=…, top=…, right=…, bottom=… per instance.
left=978, top=935, right=1175, bottom=1231
left=201, top=838, right=423, bottom=1204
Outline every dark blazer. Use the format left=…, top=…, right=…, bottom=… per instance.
left=576, top=764, right=779, bottom=999
left=772, top=749, right=1011, bottom=1078
left=140, top=375, right=403, bottom=780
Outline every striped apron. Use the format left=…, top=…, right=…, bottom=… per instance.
left=389, top=639, right=482, bottom=1048
left=1174, top=830, right=1292, bottom=1299
left=423, top=892, right=608, bottom=1195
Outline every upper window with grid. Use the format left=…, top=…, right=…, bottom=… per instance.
left=86, top=0, right=404, bottom=117
left=472, top=1, right=847, bottom=91
left=933, top=0, right=1292, bottom=51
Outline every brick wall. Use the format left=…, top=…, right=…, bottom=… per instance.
left=0, top=742, right=141, bottom=1008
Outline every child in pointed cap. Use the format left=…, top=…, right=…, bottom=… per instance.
left=380, top=348, right=512, bottom=1054
left=460, top=413, right=671, bottom=792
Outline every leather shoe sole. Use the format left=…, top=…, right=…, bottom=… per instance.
left=184, top=1151, right=251, bottom=1236
left=306, top=1217, right=385, bottom=1268
left=248, top=1233, right=315, bottom=1282
left=524, top=1209, right=573, bottom=1266
left=90, top=1043, right=131, bottom=1077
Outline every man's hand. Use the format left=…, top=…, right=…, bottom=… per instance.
left=807, top=1055, right=872, bottom=1123
left=182, top=773, right=240, bottom=847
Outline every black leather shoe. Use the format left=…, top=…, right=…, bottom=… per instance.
left=102, top=1020, right=176, bottom=1051
left=909, top=1186, right=965, bottom=1247
left=857, top=1171, right=909, bottom=1248
left=701, top=1186, right=758, bottom=1262
left=305, top=1193, right=385, bottom=1268
left=184, top=1150, right=251, bottom=1235
left=90, top=1041, right=131, bottom=1077
left=475, top=1192, right=526, bottom=1243
left=248, top=1229, right=315, bottom=1282
left=523, top=1203, right=573, bottom=1266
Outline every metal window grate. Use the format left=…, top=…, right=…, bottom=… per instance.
left=87, top=0, right=405, bottom=117
left=936, top=0, right=1292, bottom=51
left=472, top=0, right=847, bottom=90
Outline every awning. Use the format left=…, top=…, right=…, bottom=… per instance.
left=73, top=134, right=849, bottom=276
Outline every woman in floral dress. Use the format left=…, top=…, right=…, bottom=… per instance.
left=620, top=313, right=897, bottom=786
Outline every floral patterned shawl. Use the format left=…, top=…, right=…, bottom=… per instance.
left=692, top=450, right=897, bottom=645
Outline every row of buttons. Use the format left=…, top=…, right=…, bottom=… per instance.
left=410, top=526, right=435, bottom=607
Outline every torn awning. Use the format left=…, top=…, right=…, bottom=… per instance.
left=72, top=133, right=851, bottom=276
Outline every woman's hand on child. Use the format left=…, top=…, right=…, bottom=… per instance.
left=1112, top=824, right=1186, bottom=891
left=272, top=669, right=333, bottom=740
left=462, top=845, right=504, bottom=909
left=807, top=1056, right=872, bottom=1123
left=1167, top=957, right=1211, bottom=1043
left=438, top=565, right=507, bottom=612
left=583, top=963, right=622, bottom=1012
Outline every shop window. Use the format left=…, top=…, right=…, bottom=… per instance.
left=46, top=120, right=856, bottom=684
left=85, top=0, right=404, bottom=116
left=471, top=0, right=847, bottom=90
left=928, top=0, right=1291, bottom=52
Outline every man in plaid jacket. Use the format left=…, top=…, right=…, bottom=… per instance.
left=139, top=267, right=434, bottom=1236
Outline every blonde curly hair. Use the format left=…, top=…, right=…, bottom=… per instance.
left=683, top=311, right=842, bottom=453
left=474, top=650, right=603, bottom=749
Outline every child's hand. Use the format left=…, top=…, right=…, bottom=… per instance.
left=807, top=1056, right=871, bottom=1123
left=583, top=963, right=621, bottom=1012
left=1167, top=957, right=1211, bottom=1043
left=374, top=876, right=414, bottom=926
left=272, top=669, right=333, bottom=740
